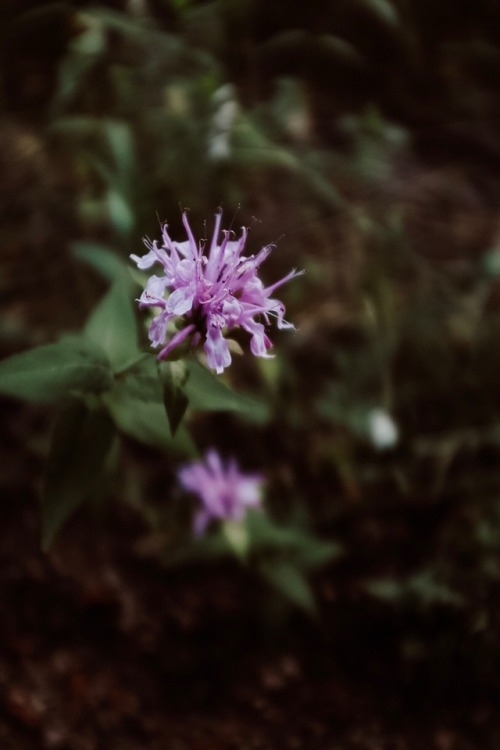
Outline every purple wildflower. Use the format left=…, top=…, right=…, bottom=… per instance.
left=178, top=449, right=263, bottom=535
left=131, top=210, right=302, bottom=374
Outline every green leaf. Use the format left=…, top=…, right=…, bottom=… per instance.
left=222, top=520, right=250, bottom=560
left=185, top=360, right=268, bottom=422
left=259, top=560, right=317, bottom=615
left=316, top=34, right=366, bottom=68
left=71, top=15, right=106, bottom=56
left=42, top=400, right=116, bottom=550
left=88, top=7, right=215, bottom=69
left=0, top=336, right=113, bottom=403
left=119, top=356, right=163, bottom=402
left=233, top=116, right=343, bottom=209
left=246, top=511, right=342, bottom=569
left=104, top=380, right=196, bottom=455
left=107, top=188, right=135, bottom=237
left=407, top=571, right=464, bottom=607
left=158, top=360, right=189, bottom=436
left=365, top=578, right=403, bottom=601
left=120, top=356, right=264, bottom=418
left=105, top=120, right=135, bottom=183
left=482, top=247, right=500, bottom=278
left=88, top=7, right=157, bottom=42
left=353, top=0, right=400, bottom=31
left=84, top=278, right=140, bottom=371
left=72, top=241, right=129, bottom=282
left=365, top=572, right=464, bottom=607
left=52, top=14, right=106, bottom=111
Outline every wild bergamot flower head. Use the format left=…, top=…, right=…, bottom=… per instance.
left=178, top=449, right=263, bottom=535
left=131, top=210, right=302, bottom=374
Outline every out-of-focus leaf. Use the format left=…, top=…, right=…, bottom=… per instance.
left=89, top=6, right=183, bottom=54
left=233, top=117, right=300, bottom=170
left=158, top=360, right=189, bottom=436
left=42, top=400, right=116, bottom=550
left=119, top=356, right=163, bottom=402
left=81, top=151, right=115, bottom=185
left=104, top=380, right=196, bottom=455
left=259, top=560, right=317, bottom=615
left=107, top=188, right=135, bottom=237
left=353, top=0, right=400, bottom=31
left=264, top=30, right=365, bottom=70
left=71, top=14, right=107, bottom=56
left=53, top=15, right=106, bottom=109
left=482, top=248, right=500, bottom=277
left=88, top=6, right=157, bottom=41
left=316, top=34, right=366, bottom=68
left=262, top=28, right=307, bottom=55
left=0, top=337, right=113, bottom=403
left=365, top=579, right=403, bottom=601
left=50, top=117, right=135, bottom=190
left=105, top=120, right=135, bottom=182
left=185, top=360, right=268, bottom=422
left=233, top=117, right=343, bottom=209
left=72, top=242, right=129, bottom=282
left=365, top=571, right=464, bottom=607
left=166, top=510, right=340, bottom=597
left=84, top=278, right=140, bottom=371
left=407, top=571, right=464, bottom=607
left=246, top=511, right=342, bottom=568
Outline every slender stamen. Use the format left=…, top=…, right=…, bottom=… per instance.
left=131, top=209, right=301, bottom=373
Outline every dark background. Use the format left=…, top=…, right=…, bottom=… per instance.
left=2, top=0, right=500, bottom=747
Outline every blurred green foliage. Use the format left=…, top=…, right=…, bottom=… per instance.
left=1, top=0, right=500, bottom=671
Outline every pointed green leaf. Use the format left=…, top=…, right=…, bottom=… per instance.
left=246, top=511, right=342, bottom=569
left=42, top=400, right=116, bottom=550
left=407, top=571, right=464, bottom=606
left=259, top=560, right=317, bottom=615
left=0, top=336, right=113, bottom=403
left=185, top=360, right=268, bottom=422
left=72, top=241, right=129, bottom=282
left=365, top=573, right=464, bottom=607
left=84, top=278, right=140, bottom=371
left=105, top=120, right=135, bottom=183
left=104, top=380, right=196, bottom=455
left=353, top=0, right=400, bottom=31
left=107, top=188, right=135, bottom=237
left=158, top=360, right=189, bottom=436
left=119, top=355, right=163, bottom=402
left=288, top=539, right=342, bottom=570
left=316, top=34, right=366, bottom=68
left=364, top=579, right=402, bottom=601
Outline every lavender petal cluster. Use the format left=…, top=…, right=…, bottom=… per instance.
left=131, top=211, right=301, bottom=374
left=178, top=449, right=263, bottom=535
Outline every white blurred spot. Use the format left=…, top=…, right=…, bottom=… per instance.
left=207, top=84, right=239, bottom=162
left=367, top=408, right=399, bottom=450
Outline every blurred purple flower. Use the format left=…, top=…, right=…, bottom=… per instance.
left=131, top=210, right=302, bottom=373
left=178, top=449, right=263, bottom=535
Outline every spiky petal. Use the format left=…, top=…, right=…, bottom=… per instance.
left=178, top=449, right=263, bottom=535
left=131, top=210, right=302, bottom=374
